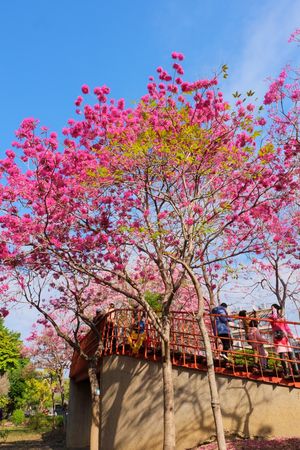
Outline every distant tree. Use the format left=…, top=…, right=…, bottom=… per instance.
left=241, top=214, right=300, bottom=313
left=4, top=268, right=126, bottom=450
left=7, top=361, right=34, bottom=413
left=22, top=376, right=51, bottom=413
left=0, top=320, right=22, bottom=374
left=25, top=320, right=72, bottom=409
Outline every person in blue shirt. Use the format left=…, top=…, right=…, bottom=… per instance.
left=211, top=303, right=232, bottom=360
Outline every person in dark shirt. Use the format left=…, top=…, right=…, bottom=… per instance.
left=211, top=303, right=232, bottom=360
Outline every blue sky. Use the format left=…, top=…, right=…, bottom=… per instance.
left=1, top=0, right=299, bottom=337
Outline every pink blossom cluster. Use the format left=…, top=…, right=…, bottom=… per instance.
left=0, top=49, right=298, bottom=363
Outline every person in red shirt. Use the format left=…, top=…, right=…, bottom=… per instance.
left=270, top=304, right=299, bottom=376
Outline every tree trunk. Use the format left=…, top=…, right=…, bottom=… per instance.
left=51, top=385, right=56, bottom=430
left=162, top=322, right=176, bottom=450
left=202, top=265, right=216, bottom=307
left=197, top=315, right=227, bottom=450
left=167, top=259, right=226, bottom=449
left=88, top=363, right=101, bottom=450
left=58, top=371, right=65, bottom=406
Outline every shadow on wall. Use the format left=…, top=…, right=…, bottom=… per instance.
left=100, top=355, right=164, bottom=450
left=219, top=378, right=272, bottom=438
left=173, top=369, right=277, bottom=449
left=174, top=367, right=216, bottom=448
left=67, top=378, right=92, bottom=449
left=70, top=355, right=299, bottom=450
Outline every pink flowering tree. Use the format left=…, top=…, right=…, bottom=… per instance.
left=5, top=265, right=125, bottom=449
left=245, top=29, right=300, bottom=313
left=25, top=319, right=72, bottom=413
left=264, top=29, right=300, bottom=153
left=0, top=50, right=298, bottom=450
left=70, top=58, right=297, bottom=449
left=239, top=212, right=300, bottom=313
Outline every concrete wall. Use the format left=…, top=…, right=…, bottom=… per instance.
left=67, top=355, right=300, bottom=449
left=67, top=378, right=92, bottom=449
left=100, top=356, right=300, bottom=450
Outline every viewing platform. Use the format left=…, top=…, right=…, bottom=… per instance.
left=70, top=308, right=300, bottom=389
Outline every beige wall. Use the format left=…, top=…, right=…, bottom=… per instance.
left=67, top=378, right=92, bottom=449
left=100, top=356, right=300, bottom=450
left=67, top=355, right=300, bottom=449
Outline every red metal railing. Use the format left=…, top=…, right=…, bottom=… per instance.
left=70, top=309, right=300, bottom=388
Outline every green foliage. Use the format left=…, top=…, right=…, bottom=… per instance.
left=8, top=363, right=31, bottom=410
left=234, top=349, right=281, bottom=370
left=0, top=395, right=9, bottom=409
left=145, top=291, right=162, bottom=312
left=0, top=429, right=8, bottom=442
left=63, top=379, right=69, bottom=402
left=0, top=320, right=22, bottom=374
left=28, top=413, right=56, bottom=431
left=55, top=415, right=64, bottom=428
left=11, top=408, right=25, bottom=425
left=0, top=320, right=26, bottom=414
left=232, top=91, right=241, bottom=98
left=221, top=64, right=228, bottom=79
left=21, top=376, right=52, bottom=412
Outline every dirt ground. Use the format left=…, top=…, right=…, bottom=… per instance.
left=1, top=432, right=299, bottom=449
left=196, top=437, right=300, bottom=449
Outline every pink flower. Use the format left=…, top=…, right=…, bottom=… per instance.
left=94, top=87, right=102, bottom=95
left=0, top=307, right=9, bottom=318
left=75, top=96, right=83, bottom=106
left=185, top=218, right=194, bottom=226
left=157, top=211, right=168, bottom=220
left=258, top=118, right=266, bottom=126
left=171, top=52, right=184, bottom=61
left=173, top=63, right=184, bottom=75
left=118, top=99, right=125, bottom=110
left=81, top=84, right=89, bottom=94
left=288, top=28, right=300, bottom=42
left=5, top=150, right=16, bottom=159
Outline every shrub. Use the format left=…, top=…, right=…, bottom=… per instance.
left=0, top=429, right=8, bottom=442
left=28, top=413, right=52, bottom=430
left=55, top=415, right=64, bottom=428
left=11, top=408, right=25, bottom=425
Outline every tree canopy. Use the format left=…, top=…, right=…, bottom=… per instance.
left=0, top=319, right=22, bottom=374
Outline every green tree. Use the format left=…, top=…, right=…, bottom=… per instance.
left=23, top=376, right=51, bottom=412
left=0, top=319, right=22, bottom=374
left=8, top=362, right=33, bottom=411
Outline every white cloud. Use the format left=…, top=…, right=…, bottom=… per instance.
left=226, top=1, right=300, bottom=99
left=5, top=304, right=38, bottom=340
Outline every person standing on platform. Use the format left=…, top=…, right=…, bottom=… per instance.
left=211, top=303, right=232, bottom=360
left=270, top=304, right=299, bottom=376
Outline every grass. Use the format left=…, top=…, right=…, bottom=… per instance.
left=0, top=421, right=65, bottom=449
left=0, top=425, right=43, bottom=442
